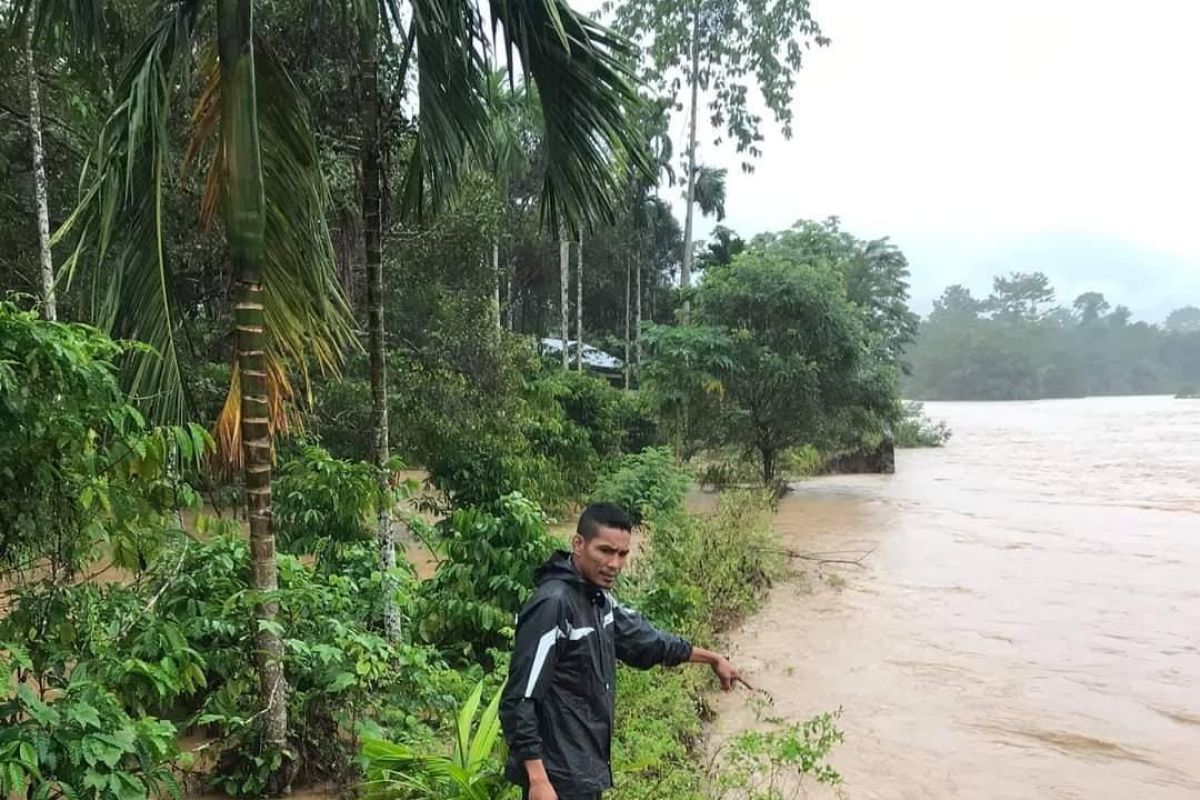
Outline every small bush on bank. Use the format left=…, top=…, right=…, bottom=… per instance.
left=893, top=401, right=952, bottom=448
left=412, top=493, right=559, bottom=663
left=592, top=446, right=692, bottom=526
left=623, top=490, right=783, bottom=641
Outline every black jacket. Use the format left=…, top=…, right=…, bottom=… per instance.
left=499, top=551, right=693, bottom=795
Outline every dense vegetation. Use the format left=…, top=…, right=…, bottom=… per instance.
left=905, top=274, right=1200, bottom=401
left=1, top=0, right=927, bottom=796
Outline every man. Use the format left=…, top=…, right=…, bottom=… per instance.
left=499, top=502, right=746, bottom=800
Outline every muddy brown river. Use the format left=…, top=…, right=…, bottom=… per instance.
left=712, top=396, right=1200, bottom=799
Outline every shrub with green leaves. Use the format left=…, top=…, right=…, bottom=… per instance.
left=892, top=401, right=952, bottom=448
left=608, top=490, right=792, bottom=797
left=0, top=301, right=210, bottom=578
left=275, top=445, right=381, bottom=555
left=0, top=529, right=453, bottom=798
left=274, top=445, right=415, bottom=563
left=0, top=649, right=182, bottom=800
left=362, top=681, right=517, bottom=800
left=148, top=535, right=442, bottom=795
left=708, top=712, right=844, bottom=799
left=413, top=494, right=558, bottom=663
left=623, top=490, right=781, bottom=641
left=591, top=446, right=692, bottom=526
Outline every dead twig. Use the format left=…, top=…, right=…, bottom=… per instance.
left=771, top=545, right=876, bottom=567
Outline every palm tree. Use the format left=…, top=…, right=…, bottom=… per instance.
left=354, top=0, right=407, bottom=643
left=18, top=0, right=356, bottom=752
left=576, top=231, right=583, bottom=371
left=482, top=69, right=534, bottom=336
left=351, top=2, right=647, bottom=596
left=24, top=24, right=56, bottom=320
left=560, top=232, right=570, bottom=368
left=692, top=164, right=727, bottom=225
left=24, top=0, right=648, bottom=771
left=681, top=160, right=724, bottom=292
left=686, top=163, right=727, bottom=284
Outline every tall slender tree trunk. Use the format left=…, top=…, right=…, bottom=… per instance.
left=492, top=240, right=502, bottom=335
left=575, top=232, right=583, bottom=371
left=761, top=447, right=776, bottom=486
left=358, top=1, right=400, bottom=642
left=624, top=256, right=631, bottom=389
left=635, top=244, right=643, bottom=376
left=559, top=232, right=569, bottom=369
left=505, top=257, right=514, bottom=331
left=26, top=27, right=55, bottom=321
left=218, top=0, right=287, bottom=751
left=680, top=5, right=701, bottom=303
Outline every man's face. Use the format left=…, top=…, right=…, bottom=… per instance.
left=571, top=525, right=632, bottom=589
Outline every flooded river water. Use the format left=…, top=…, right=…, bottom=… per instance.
left=712, top=396, right=1200, bottom=799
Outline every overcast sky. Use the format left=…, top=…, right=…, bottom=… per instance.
left=588, top=0, right=1200, bottom=323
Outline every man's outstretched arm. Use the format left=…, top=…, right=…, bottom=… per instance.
left=688, top=645, right=750, bottom=691
left=612, top=600, right=748, bottom=689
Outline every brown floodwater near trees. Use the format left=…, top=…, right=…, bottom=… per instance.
left=711, top=396, right=1200, bottom=799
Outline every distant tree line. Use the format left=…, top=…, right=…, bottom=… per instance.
left=904, top=272, right=1200, bottom=400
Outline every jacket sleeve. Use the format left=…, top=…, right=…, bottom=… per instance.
left=611, top=598, right=693, bottom=669
left=499, top=591, right=567, bottom=764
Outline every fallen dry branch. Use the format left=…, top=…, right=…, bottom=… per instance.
left=769, top=545, right=877, bottom=567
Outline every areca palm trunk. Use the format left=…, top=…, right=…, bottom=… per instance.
left=559, top=231, right=569, bottom=369
left=575, top=232, right=583, bottom=371
left=26, top=27, right=55, bottom=321
left=635, top=241, right=643, bottom=376
left=358, top=1, right=400, bottom=642
left=505, top=256, right=514, bottom=330
left=680, top=3, right=700, bottom=301
left=624, top=256, right=631, bottom=389
left=218, top=0, right=287, bottom=749
left=492, top=240, right=502, bottom=335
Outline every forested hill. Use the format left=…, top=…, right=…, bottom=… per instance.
left=903, top=272, right=1200, bottom=401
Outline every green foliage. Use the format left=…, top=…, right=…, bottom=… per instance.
left=538, top=369, right=659, bottom=459
left=1166, top=306, right=1200, bottom=333
left=609, top=490, right=798, bottom=799
left=0, top=528, right=454, bottom=798
left=608, top=0, right=828, bottom=172
left=0, top=649, right=182, bottom=800
left=695, top=446, right=821, bottom=491
left=892, top=402, right=952, bottom=449
left=274, top=445, right=415, bottom=561
left=708, top=712, right=844, bottom=799
left=643, top=224, right=902, bottom=483
left=0, top=301, right=210, bottom=577
left=149, top=536, right=440, bottom=795
left=779, top=445, right=824, bottom=479
left=413, top=494, right=558, bottom=662
left=361, top=681, right=517, bottom=800
left=756, top=218, right=919, bottom=367
left=906, top=280, right=1200, bottom=400
left=396, top=333, right=657, bottom=513
left=592, top=446, right=691, bottom=525
left=608, top=667, right=706, bottom=800
left=624, top=490, right=782, bottom=640
left=390, top=339, right=586, bottom=513
left=308, top=376, right=374, bottom=462
left=275, top=445, right=381, bottom=555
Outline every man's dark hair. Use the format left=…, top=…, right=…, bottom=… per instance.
left=577, top=502, right=633, bottom=540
